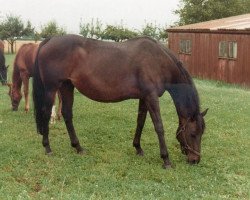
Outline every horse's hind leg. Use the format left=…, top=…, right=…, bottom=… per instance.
left=59, top=80, right=84, bottom=154
left=145, top=94, right=172, bottom=169
left=42, top=90, right=57, bottom=154
left=57, top=91, right=62, bottom=120
left=133, top=99, right=147, bottom=156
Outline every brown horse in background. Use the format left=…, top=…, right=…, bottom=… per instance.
left=8, top=43, right=38, bottom=111
left=33, top=35, right=208, bottom=168
left=9, top=43, right=62, bottom=118
left=0, top=40, right=4, bottom=53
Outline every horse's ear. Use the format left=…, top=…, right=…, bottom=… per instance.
left=201, top=108, right=208, bottom=117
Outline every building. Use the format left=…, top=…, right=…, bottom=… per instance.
left=167, top=14, right=250, bottom=86
left=2, top=40, right=40, bottom=54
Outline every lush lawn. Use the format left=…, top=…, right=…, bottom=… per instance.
left=0, top=54, right=249, bottom=199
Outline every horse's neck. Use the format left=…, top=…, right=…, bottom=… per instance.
left=167, top=81, right=200, bottom=119
left=12, top=65, right=22, bottom=91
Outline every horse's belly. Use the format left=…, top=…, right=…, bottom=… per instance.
left=72, top=78, right=140, bottom=102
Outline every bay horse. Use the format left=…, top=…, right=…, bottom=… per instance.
left=9, top=43, right=62, bottom=118
left=0, top=48, right=8, bottom=85
left=33, top=34, right=208, bottom=168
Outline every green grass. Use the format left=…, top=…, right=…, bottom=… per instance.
left=0, top=54, right=249, bottom=199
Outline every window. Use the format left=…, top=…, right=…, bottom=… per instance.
left=228, top=42, right=237, bottom=59
left=219, top=41, right=228, bottom=58
left=219, top=41, right=237, bottom=59
left=179, top=39, right=192, bottom=54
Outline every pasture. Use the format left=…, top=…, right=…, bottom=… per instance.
left=0, top=54, right=249, bottom=199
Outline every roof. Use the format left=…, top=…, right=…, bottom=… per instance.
left=168, top=14, right=250, bottom=33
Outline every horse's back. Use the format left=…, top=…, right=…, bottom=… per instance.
left=15, top=43, right=38, bottom=75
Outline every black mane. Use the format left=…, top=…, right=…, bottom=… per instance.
left=161, top=46, right=201, bottom=119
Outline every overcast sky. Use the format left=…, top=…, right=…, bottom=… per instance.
left=1, top=0, right=180, bottom=33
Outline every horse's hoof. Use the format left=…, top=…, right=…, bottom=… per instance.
left=162, top=160, right=172, bottom=169
left=162, top=163, right=172, bottom=169
left=76, top=147, right=85, bottom=155
left=45, top=151, right=53, bottom=156
left=136, top=150, right=144, bottom=156
left=77, top=151, right=85, bottom=156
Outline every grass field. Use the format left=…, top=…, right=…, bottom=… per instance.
left=0, top=54, right=249, bottom=199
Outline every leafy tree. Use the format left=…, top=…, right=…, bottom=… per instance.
left=141, top=22, right=159, bottom=39
left=24, top=20, right=35, bottom=36
left=140, top=22, right=168, bottom=41
left=40, top=21, right=66, bottom=39
left=79, top=18, right=103, bottom=39
left=101, top=25, right=138, bottom=42
left=0, top=14, right=34, bottom=53
left=175, top=0, right=250, bottom=25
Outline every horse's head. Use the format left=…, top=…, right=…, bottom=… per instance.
left=7, top=83, right=22, bottom=111
left=0, top=64, right=8, bottom=85
left=176, top=108, right=208, bottom=164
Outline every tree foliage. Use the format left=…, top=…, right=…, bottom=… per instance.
left=0, top=14, right=35, bottom=53
left=79, top=18, right=103, bottom=39
left=141, top=22, right=168, bottom=41
left=101, top=25, right=138, bottom=42
left=40, top=21, right=66, bottom=39
left=175, top=0, right=250, bottom=25
left=79, top=19, right=167, bottom=42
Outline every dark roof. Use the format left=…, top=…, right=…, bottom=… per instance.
left=168, top=14, right=250, bottom=33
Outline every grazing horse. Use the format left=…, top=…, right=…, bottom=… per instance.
left=0, top=48, right=8, bottom=85
left=8, top=43, right=62, bottom=118
left=33, top=35, right=208, bottom=168
left=9, top=43, right=38, bottom=111
left=0, top=40, right=4, bottom=52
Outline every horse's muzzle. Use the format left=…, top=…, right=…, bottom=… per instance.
left=12, top=107, right=18, bottom=111
left=187, top=154, right=200, bottom=164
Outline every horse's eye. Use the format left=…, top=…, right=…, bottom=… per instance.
left=191, top=133, right=196, bottom=138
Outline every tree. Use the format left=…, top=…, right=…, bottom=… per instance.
left=40, top=21, right=66, bottom=39
left=79, top=18, right=103, bottom=39
left=175, top=0, right=250, bottom=25
left=101, top=25, right=138, bottom=42
left=140, top=22, right=168, bottom=41
left=0, top=14, right=34, bottom=53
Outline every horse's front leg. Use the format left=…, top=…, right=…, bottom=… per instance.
left=145, top=94, right=172, bottom=169
left=20, top=72, right=30, bottom=112
left=133, top=99, right=147, bottom=156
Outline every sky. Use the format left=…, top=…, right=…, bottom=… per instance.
left=0, top=0, right=180, bottom=33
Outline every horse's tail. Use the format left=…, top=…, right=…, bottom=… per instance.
left=32, top=38, right=50, bottom=134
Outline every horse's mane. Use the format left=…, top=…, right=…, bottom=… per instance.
left=12, top=51, right=22, bottom=84
left=158, top=43, right=201, bottom=119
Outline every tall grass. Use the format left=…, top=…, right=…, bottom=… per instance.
left=0, top=54, right=249, bottom=199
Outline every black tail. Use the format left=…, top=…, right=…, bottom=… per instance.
left=33, top=38, right=50, bottom=134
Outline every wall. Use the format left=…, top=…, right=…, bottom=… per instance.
left=2, top=40, right=41, bottom=53
left=168, top=31, right=250, bottom=86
